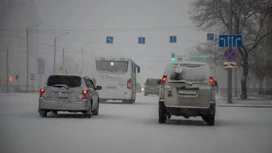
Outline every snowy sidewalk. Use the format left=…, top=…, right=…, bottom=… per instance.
left=217, top=95, right=272, bottom=107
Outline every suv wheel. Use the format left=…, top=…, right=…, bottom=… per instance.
left=206, top=114, right=215, bottom=126
left=84, top=103, right=92, bottom=118
left=39, top=110, right=47, bottom=117
left=130, top=99, right=135, bottom=104
left=158, top=101, right=167, bottom=124
left=123, top=99, right=135, bottom=104
left=92, top=108, right=99, bottom=115
left=84, top=113, right=91, bottom=118
left=51, top=111, right=57, bottom=115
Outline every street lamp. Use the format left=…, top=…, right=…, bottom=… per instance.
left=54, top=32, right=69, bottom=74
left=26, top=21, right=43, bottom=92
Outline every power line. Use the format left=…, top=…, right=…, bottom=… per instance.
left=0, top=25, right=196, bottom=32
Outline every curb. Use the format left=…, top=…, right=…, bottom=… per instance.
left=218, top=104, right=272, bottom=108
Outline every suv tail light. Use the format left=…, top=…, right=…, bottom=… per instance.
left=40, top=88, right=45, bottom=98
left=209, top=77, right=215, bottom=86
left=127, top=78, right=131, bottom=89
left=82, top=89, right=88, bottom=99
left=162, top=75, right=167, bottom=84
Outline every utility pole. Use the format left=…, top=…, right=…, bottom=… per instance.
left=82, top=48, right=84, bottom=74
left=6, top=40, right=11, bottom=93
left=26, top=29, right=29, bottom=92
left=80, top=42, right=92, bottom=74
left=63, top=48, right=65, bottom=66
left=214, top=34, right=217, bottom=76
left=234, top=11, right=238, bottom=97
left=227, top=0, right=233, bottom=103
left=53, top=37, right=56, bottom=74
left=234, top=63, right=237, bottom=96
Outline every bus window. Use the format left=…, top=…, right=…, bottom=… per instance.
left=96, top=60, right=128, bottom=74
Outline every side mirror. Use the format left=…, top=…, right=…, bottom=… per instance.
left=96, top=86, right=102, bottom=90
left=157, top=79, right=162, bottom=85
left=137, top=65, right=140, bottom=73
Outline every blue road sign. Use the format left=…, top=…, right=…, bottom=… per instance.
left=224, top=48, right=237, bottom=61
left=138, top=37, right=145, bottom=44
left=106, top=36, right=113, bottom=44
left=207, top=33, right=214, bottom=40
left=170, top=36, right=177, bottom=43
left=219, top=34, right=242, bottom=47
left=30, top=73, right=35, bottom=81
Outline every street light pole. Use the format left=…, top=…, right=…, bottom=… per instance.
left=53, top=32, right=69, bottom=74
left=26, top=22, right=43, bottom=92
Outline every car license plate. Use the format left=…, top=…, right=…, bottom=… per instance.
left=178, top=90, right=196, bottom=95
left=58, top=92, right=68, bottom=99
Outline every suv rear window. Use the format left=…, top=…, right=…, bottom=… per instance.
left=145, top=79, right=158, bottom=86
left=169, top=64, right=208, bottom=83
left=47, top=75, right=82, bottom=87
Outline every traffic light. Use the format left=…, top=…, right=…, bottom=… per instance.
left=9, top=76, right=13, bottom=82
left=171, top=53, right=175, bottom=61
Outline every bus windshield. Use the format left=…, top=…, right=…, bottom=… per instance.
left=96, top=60, right=129, bottom=74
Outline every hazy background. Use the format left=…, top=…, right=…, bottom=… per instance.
left=0, top=0, right=213, bottom=87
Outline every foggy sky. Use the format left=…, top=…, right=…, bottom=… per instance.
left=1, top=0, right=208, bottom=85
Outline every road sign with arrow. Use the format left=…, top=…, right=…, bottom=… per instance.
left=224, top=62, right=236, bottom=68
left=219, top=34, right=242, bottom=47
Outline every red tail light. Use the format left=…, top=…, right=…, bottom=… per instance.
left=209, top=77, right=214, bottom=85
left=162, top=75, right=167, bottom=84
left=127, top=78, right=131, bottom=89
left=82, top=89, right=88, bottom=99
left=40, top=88, right=45, bottom=98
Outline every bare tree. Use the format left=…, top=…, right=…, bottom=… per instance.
left=189, top=0, right=272, bottom=99
left=251, top=51, right=272, bottom=91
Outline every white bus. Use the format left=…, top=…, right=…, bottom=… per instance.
left=93, top=57, right=140, bottom=103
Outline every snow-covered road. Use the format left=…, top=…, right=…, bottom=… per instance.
left=0, top=93, right=272, bottom=153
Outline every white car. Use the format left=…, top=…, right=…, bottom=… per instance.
left=38, top=74, right=102, bottom=118
left=158, top=62, right=216, bottom=125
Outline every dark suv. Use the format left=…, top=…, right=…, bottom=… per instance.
left=144, top=78, right=160, bottom=96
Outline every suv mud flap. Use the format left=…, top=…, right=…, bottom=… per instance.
left=158, top=100, right=167, bottom=123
